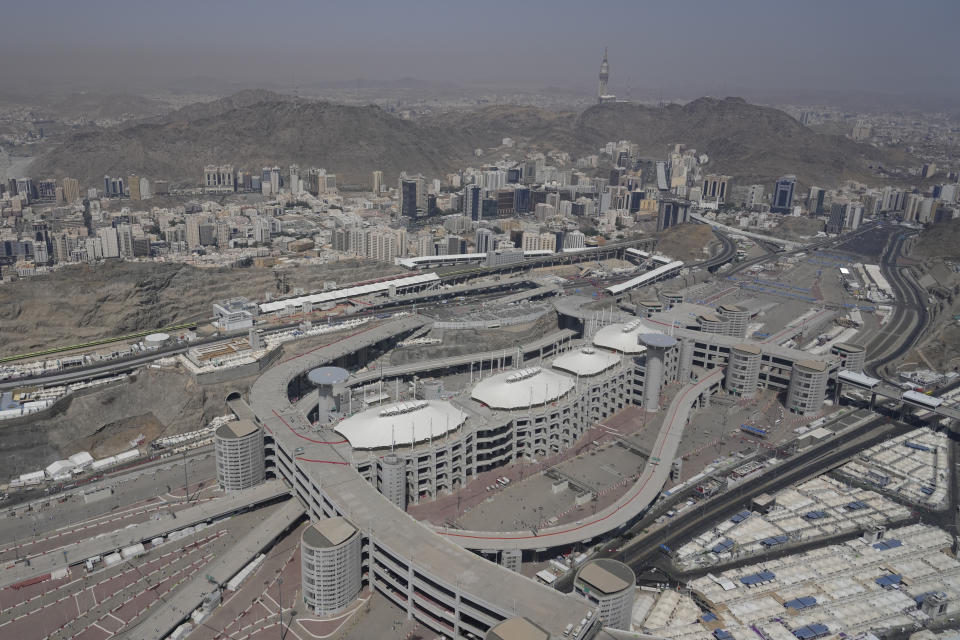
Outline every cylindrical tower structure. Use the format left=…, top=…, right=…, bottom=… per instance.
left=726, top=344, right=762, bottom=397
left=831, top=342, right=866, bottom=373
left=308, top=366, right=350, bottom=422
left=658, top=290, right=684, bottom=310
left=301, top=518, right=362, bottom=616
left=786, top=359, right=829, bottom=415
left=377, top=454, right=407, bottom=510
left=214, top=419, right=265, bottom=492
left=638, top=333, right=677, bottom=412
left=696, top=313, right=728, bottom=335
left=717, top=303, right=750, bottom=338
left=574, top=558, right=636, bottom=630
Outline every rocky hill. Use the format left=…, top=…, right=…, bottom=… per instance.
left=911, top=218, right=960, bottom=261
left=30, top=93, right=900, bottom=188
left=30, top=98, right=466, bottom=186
left=0, top=258, right=405, bottom=358
left=570, top=98, right=896, bottom=187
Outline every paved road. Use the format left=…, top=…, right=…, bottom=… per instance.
left=864, top=229, right=929, bottom=377
left=0, top=452, right=217, bottom=543
left=553, top=414, right=913, bottom=592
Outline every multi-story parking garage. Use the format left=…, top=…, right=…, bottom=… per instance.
left=219, top=300, right=847, bottom=639
left=331, top=351, right=633, bottom=504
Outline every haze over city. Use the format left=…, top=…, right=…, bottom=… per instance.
left=0, top=2, right=959, bottom=640
left=1, top=0, right=958, bottom=107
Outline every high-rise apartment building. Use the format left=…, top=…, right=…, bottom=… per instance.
left=807, top=187, right=826, bottom=215
left=745, top=184, right=765, bottom=208
left=398, top=173, right=426, bottom=217
left=475, top=228, right=493, bottom=253
left=128, top=174, right=141, bottom=200
left=657, top=199, right=690, bottom=231
left=701, top=174, right=730, bottom=204
left=103, top=175, right=124, bottom=198
left=563, top=230, right=586, bottom=249
left=116, top=224, right=135, bottom=258
left=372, top=170, right=383, bottom=195
left=61, top=177, right=80, bottom=204
left=771, top=175, right=796, bottom=214
left=185, top=214, right=203, bottom=248
left=463, top=185, right=482, bottom=221
left=97, top=227, right=120, bottom=258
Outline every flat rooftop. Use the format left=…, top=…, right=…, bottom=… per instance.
left=304, top=517, right=356, bottom=548
left=217, top=419, right=259, bottom=439
left=576, top=559, right=634, bottom=595
left=487, top=617, right=551, bottom=640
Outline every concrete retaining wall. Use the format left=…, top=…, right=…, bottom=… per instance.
left=0, top=375, right=135, bottom=429
left=193, top=347, right=283, bottom=385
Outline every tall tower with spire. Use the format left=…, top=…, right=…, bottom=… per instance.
left=598, top=48, right=610, bottom=103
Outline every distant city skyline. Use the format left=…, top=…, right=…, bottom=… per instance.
left=1, top=0, right=958, bottom=106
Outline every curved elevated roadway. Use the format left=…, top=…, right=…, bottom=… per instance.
left=435, top=368, right=724, bottom=550
left=251, top=307, right=723, bottom=552
left=246, top=315, right=598, bottom=639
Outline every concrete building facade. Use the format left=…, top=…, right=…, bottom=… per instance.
left=301, top=518, right=363, bottom=616
left=573, top=559, right=636, bottom=630
left=214, top=419, right=266, bottom=492
left=786, top=360, right=831, bottom=415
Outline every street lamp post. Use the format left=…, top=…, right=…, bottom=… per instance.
left=277, top=577, right=283, bottom=639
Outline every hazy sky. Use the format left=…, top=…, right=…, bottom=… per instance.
left=3, top=0, right=958, bottom=101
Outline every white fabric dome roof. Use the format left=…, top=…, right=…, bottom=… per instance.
left=592, top=318, right=663, bottom=354
left=335, top=400, right=467, bottom=449
left=552, top=347, right=621, bottom=377
left=471, top=366, right=575, bottom=410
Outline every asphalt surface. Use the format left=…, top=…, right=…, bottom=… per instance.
left=864, top=228, right=929, bottom=377
left=554, top=414, right=915, bottom=592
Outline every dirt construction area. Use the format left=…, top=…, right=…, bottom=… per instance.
left=0, top=367, right=252, bottom=478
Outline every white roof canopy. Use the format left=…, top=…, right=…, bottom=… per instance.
left=552, top=347, right=621, bottom=377
left=592, top=318, right=663, bottom=354
left=335, top=400, right=467, bottom=449
left=471, top=366, right=575, bottom=410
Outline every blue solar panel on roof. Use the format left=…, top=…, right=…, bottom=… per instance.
left=904, top=441, right=932, bottom=452
left=804, top=510, right=828, bottom=520
left=845, top=501, right=867, bottom=510
left=714, top=630, right=733, bottom=640
left=712, top=540, right=734, bottom=554
left=921, top=486, right=934, bottom=495
left=875, top=573, right=902, bottom=586
left=885, top=539, right=902, bottom=548
left=741, top=570, right=775, bottom=585
left=808, top=624, right=829, bottom=635
left=703, top=613, right=718, bottom=622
